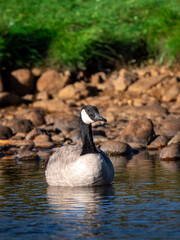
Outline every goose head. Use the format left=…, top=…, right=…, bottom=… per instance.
left=80, top=105, right=107, bottom=124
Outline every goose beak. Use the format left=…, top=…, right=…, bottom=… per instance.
left=94, top=113, right=107, bottom=122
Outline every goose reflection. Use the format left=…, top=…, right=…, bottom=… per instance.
left=47, top=185, right=114, bottom=219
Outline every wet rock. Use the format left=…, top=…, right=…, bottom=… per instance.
left=128, top=142, right=147, bottom=151
left=162, top=82, right=180, bottom=102
left=10, top=69, right=34, bottom=96
left=120, top=118, right=156, bottom=145
left=36, top=70, right=70, bottom=95
left=38, top=150, right=51, bottom=167
left=58, top=82, right=89, bottom=100
left=17, top=148, right=39, bottom=162
left=113, top=70, right=138, bottom=91
left=147, top=135, right=169, bottom=150
left=0, top=125, right=13, bottom=139
left=0, top=92, right=20, bottom=107
left=159, top=143, right=180, bottom=160
left=9, top=119, right=34, bottom=134
left=100, top=140, right=133, bottom=155
left=168, top=132, right=180, bottom=145
left=32, top=99, right=69, bottom=112
left=33, top=134, right=54, bottom=148
left=23, top=110, right=46, bottom=126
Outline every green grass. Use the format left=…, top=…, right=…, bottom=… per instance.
left=0, top=0, right=180, bottom=71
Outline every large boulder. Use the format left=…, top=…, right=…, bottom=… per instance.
left=120, top=118, right=156, bottom=145
left=36, top=70, right=70, bottom=95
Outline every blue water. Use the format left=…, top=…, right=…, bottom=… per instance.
left=0, top=151, right=180, bottom=240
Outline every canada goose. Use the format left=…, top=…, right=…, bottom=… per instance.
left=45, top=105, right=114, bottom=186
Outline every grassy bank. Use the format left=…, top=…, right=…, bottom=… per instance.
left=0, top=0, right=180, bottom=71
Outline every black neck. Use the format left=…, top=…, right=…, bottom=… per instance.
left=79, top=118, right=98, bottom=155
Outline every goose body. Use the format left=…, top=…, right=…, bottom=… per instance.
left=45, top=105, right=114, bottom=186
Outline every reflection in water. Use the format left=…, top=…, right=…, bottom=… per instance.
left=160, top=160, right=180, bottom=173
left=47, top=185, right=114, bottom=219
left=0, top=151, right=180, bottom=239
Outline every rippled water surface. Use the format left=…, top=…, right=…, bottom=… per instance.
left=0, top=151, right=180, bottom=240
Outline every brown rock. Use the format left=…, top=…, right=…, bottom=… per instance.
left=160, top=117, right=180, bottom=138
left=58, top=82, right=89, bottom=100
left=31, top=67, right=42, bottom=77
left=177, top=93, right=180, bottom=103
left=0, top=125, right=13, bottom=139
left=35, top=91, right=49, bottom=101
left=90, top=72, right=107, bottom=85
left=36, top=70, right=70, bottom=95
left=128, top=74, right=170, bottom=94
left=117, top=103, right=167, bottom=118
left=10, top=69, right=34, bottom=95
left=160, top=143, right=180, bottom=160
left=120, top=118, right=156, bottom=145
left=162, top=82, right=180, bottom=102
left=0, top=139, right=33, bottom=148
left=32, top=99, right=69, bottom=112
left=23, top=110, right=46, bottom=126
left=16, top=150, right=39, bottom=162
left=9, top=119, right=34, bottom=134
left=25, top=128, right=45, bottom=140
left=33, top=134, right=54, bottom=148
left=100, top=140, right=133, bottom=155
left=168, top=132, right=180, bottom=145
left=54, top=115, right=78, bottom=134
left=147, top=135, right=169, bottom=150
left=147, top=77, right=177, bottom=100
left=113, top=70, right=138, bottom=91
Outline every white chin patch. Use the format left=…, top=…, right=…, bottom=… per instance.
left=81, top=109, right=94, bottom=124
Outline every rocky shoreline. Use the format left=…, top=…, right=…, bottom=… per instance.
left=0, top=65, right=180, bottom=166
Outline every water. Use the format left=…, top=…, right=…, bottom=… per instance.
left=0, top=151, right=180, bottom=240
